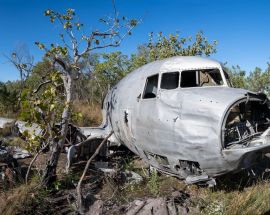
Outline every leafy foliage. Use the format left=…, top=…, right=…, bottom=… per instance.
left=90, top=52, right=130, bottom=103
left=225, top=64, right=270, bottom=95
left=31, top=7, right=139, bottom=186
left=19, top=71, right=65, bottom=151
left=130, top=31, right=217, bottom=70
left=225, top=65, right=247, bottom=89
left=0, top=82, right=18, bottom=116
left=247, top=66, right=270, bottom=94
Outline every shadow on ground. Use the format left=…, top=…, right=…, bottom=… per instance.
left=214, top=156, right=270, bottom=192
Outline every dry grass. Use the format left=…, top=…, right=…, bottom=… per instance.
left=0, top=121, right=16, bottom=137
left=200, top=181, right=270, bottom=215
left=0, top=108, right=17, bottom=119
left=72, top=100, right=102, bottom=127
left=1, top=161, right=270, bottom=214
left=5, top=137, right=28, bottom=149
left=0, top=179, right=54, bottom=215
left=0, top=183, right=35, bottom=215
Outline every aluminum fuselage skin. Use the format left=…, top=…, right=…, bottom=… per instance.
left=102, top=56, right=270, bottom=178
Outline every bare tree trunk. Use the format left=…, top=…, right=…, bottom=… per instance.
left=42, top=74, right=73, bottom=186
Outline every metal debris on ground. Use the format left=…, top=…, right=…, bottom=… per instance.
left=0, top=144, right=23, bottom=188
left=95, top=163, right=143, bottom=185
left=11, top=146, right=32, bottom=159
left=93, top=189, right=199, bottom=215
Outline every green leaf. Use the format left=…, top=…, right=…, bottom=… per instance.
left=49, top=104, right=55, bottom=111
left=130, top=19, right=138, bottom=27
left=44, top=10, right=51, bottom=16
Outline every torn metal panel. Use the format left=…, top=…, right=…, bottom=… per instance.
left=0, top=117, right=15, bottom=129
left=15, top=121, right=43, bottom=138
left=0, top=119, right=44, bottom=138
left=11, top=146, right=31, bottom=159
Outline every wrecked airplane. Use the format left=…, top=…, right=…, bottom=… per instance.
left=82, top=56, right=270, bottom=185
left=1, top=56, right=270, bottom=185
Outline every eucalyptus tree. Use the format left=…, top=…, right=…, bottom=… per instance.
left=130, top=31, right=218, bottom=70
left=31, top=7, right=138, bottom=185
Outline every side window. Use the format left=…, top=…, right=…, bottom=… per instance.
left=160, top=72, right=179, bottom=90
left=143, top=74, right=159, bottom=99
left=181, top=71, right=198, bottom=87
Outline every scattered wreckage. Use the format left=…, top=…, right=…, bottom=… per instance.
left=0, top=143, right=30, bottom=187
left=1, top=56, right=270, bottom=186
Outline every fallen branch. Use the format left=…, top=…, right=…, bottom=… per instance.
left=76, top=131, right=113, bottom=214
left=25, top=141, right=50, bottom=184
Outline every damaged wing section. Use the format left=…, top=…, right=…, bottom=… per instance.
left=0, top=117, right=113, bottom=171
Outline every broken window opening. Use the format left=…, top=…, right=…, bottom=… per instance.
left=180, top=68, right=223, bottom=88
left=145, top=152, right=170, bottom=167
left=175, top=160, right=202, bottom=176
left=143, top=74, right=159, bottom=99
left=224, top=99, right=270, bottom=148
left=160, top=72, right=179, bottom=90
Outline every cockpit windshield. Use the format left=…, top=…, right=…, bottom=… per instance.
left=180, top=68, right=224, bottom=88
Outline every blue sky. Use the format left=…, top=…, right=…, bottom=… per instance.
left=1, top=0, right=270, bottom=82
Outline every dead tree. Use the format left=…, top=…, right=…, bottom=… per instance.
left=6, top=44, right=34, bottom=93
left=36, top=5, right=138, bottom=186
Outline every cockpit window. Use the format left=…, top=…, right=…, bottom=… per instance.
left=180, top=69, right=223, bottom=88
left=143, top=74, right=159, bottom=99
left=160, top=72, right=179, bottom=90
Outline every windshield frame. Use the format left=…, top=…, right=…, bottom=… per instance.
left=221, top=66, right=233, bottom=87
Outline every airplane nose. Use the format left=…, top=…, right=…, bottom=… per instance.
left=223, top=97, right=270, bottom=149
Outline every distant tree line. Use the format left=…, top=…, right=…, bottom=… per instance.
left=226, top=65, right=270, bottom=94
left=1, top=31, right=270, bottom=120
left=0, top=81, right=20, bottom=116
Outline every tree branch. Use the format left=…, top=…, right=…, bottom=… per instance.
left=54, top=57, right=69, bottom=71
left=34, top=80, right=52, bottom=93
left=76, top=131, right=113, bottom=213
left=25, top=140, right=50, bottom=184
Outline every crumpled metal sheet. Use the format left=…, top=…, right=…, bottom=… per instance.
left=11, top=146, right=32, bottom=159
left=0, top=117, right=14, bottom=129
left=15, top=121, right=43, bottom=137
